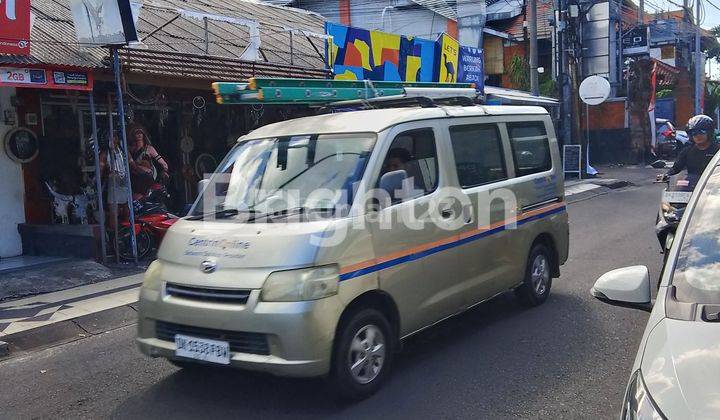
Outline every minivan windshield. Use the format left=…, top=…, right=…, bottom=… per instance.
left=672, top=165, right=720, bottom=303
left=190, top=133, right=376, bottom=221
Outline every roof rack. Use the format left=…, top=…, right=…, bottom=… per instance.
left=212, top=78, right=480, bottom=108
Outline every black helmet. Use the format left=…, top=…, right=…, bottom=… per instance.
left=687, top=114, right=714, bottom=137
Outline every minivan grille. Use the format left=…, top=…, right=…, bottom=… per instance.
left=155, top=321, right=270, bottom=355
left=165, top=283, right=251, bottom=304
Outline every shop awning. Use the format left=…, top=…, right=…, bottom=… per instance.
left=119, top=49, right=329, bottom=82
left=484, top=86, right=559, bottom=106
left=651, top=58, right=680, bottom=87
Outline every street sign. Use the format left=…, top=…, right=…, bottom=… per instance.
left=457, top=46, right=484, bottom=94
left=579, top=75, right=611, bottom=106
left=622, top=25, right=649, bottom=56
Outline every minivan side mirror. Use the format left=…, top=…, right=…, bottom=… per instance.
left=379, top=170, right=408, bottom=202
left=591, top=266, right=653, bottom=312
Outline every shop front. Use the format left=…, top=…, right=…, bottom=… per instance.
left=8, top=62, right=327, bottom=261
left=0, top=0, right=330, bottom=262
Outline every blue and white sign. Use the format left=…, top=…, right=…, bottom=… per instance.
left=457, top=46, right=484, bottom=94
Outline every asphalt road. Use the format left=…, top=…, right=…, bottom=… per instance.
left=0, top=169, right=665, bottom=419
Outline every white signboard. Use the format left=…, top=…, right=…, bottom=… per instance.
left=0, top=67, right=47, bottom=85
left=579, top=75, right=611, bottom=106
left=69, top=0, right=139, bottom=46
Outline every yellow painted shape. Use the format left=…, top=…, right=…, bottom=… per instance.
left=353, top=39, right=372, bottom=70
left=370, top=30, right=400, bottom=67
left=405, top=56, right=422, bottom=82
left=328, top=42, right=340, bottom=67
left=335, top=69, right=359, bottom=81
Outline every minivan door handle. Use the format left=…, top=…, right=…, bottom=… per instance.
left=462, top=204, right=474, bottom=224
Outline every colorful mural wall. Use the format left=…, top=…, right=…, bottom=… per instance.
left=326, top=22, right=447, bottom=83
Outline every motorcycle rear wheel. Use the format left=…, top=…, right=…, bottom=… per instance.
left=118, top=227, right=154, bottom=261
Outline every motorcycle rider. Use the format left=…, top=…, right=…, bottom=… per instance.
left=660, top=115, right=719, bottom=182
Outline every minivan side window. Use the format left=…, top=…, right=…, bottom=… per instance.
left=449, top=124, right=507, bottom=188
left=507, top=122, right=552, bottom=177
left=378, top=128, right=439, bottom=202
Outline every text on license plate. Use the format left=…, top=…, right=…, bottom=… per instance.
left=663, top=191, right=692, bottom=204
left=175, top=334, right=230, bottom=365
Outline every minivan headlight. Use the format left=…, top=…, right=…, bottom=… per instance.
left=261, top=265, right=339, bottom=302
left=621, top=370, right=665, bottom=420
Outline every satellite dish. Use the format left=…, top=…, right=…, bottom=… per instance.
left=579, top=76, right=611, bottom=106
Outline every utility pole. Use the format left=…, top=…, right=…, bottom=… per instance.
left=639, top=0, right=644, bottom=24
left=695, top=0, right=703, bottom=114
left=559, top=1, right=573, bottom=146
left=529, top=0, right=539, bottom=95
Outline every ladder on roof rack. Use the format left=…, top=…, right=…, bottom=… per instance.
left=212, top=78, right=479, bottom=106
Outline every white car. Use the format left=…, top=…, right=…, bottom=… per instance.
left=592, top=152, right=720, bottom=419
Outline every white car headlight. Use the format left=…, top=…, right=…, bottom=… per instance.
left=261, top=265, right=339, bottom=302
left=622, top=370, right=665, bottom=420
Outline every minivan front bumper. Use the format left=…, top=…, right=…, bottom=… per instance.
left=136, top=285, right=344, bottom=377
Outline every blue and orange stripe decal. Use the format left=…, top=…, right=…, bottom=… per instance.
left=339, top=202, right=566, bottom=281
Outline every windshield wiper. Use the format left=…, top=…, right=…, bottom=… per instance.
left=187, top=208, right=257, bottom=221
left=245, top=207, right=335, bottom=222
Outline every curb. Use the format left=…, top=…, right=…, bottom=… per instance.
left=566, top=186, right=611, bottom=203
left=591, top=179, right=631, bottom=189
left=0, top=303, right=138, bottom=361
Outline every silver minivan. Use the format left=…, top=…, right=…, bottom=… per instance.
left=137, top=105, right=569, bottom=399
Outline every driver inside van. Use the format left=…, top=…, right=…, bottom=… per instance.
left=383, top=147, right=412, bottom=174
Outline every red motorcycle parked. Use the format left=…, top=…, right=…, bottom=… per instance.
left=118, top=185, right=179, bottom=261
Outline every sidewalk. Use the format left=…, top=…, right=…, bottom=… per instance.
left=563, top=164, right=662, bottom=202
left=0, top=259, right=143, bottom=303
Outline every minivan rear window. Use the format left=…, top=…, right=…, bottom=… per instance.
left=508, top=122, right=551, bottom=177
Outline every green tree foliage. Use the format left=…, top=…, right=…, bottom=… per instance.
left=705, top=80, right=720, bottom=116
left=704, top=26, right=720, bottom=60
left=508, top=55, right=530, bottom=91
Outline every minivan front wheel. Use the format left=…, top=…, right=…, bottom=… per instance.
left=330, top=308, right=393, bottom=400
left=515, top=244, right=553, bottom=306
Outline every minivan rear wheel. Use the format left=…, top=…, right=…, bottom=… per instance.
left=330, top=308, right=393, bottom=401
left=515, top=244, right=553, bottom=307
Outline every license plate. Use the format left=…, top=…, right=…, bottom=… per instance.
left=175, top=334, right=230, bottom=365
left=663, top=191, right=692, bottom=204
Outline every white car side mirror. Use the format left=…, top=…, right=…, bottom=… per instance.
left=591, top=266, right=653, bottom=312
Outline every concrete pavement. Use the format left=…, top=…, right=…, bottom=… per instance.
left=0, top=166, right=667, bottom=419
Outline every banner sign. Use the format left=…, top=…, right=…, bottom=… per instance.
left=0, top=67, right=93, bottom=91
left=457, top=46, right=484, bottom=93
left=0, top=0, right=31, bottom=55
left=436, top=34, right=459, bottom=83
left=69, top=0, right=139, bottom=46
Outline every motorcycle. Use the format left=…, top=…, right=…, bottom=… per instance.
left=117, top=184, right=179, bottom=261
left=655, top=173, right=697, bottom=260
